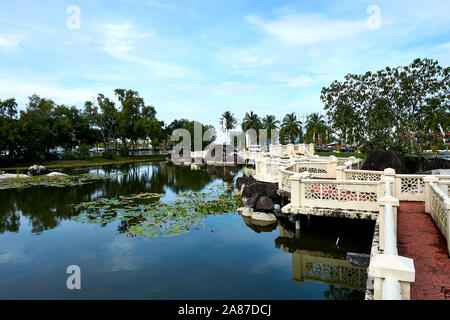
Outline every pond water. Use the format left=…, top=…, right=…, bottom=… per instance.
left=0, top=162, right=374, bottom=300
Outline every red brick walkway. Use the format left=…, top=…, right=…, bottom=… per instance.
left=397, top=202, right=450, bottom=300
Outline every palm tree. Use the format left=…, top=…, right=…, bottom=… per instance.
left=261, top=115, right=279, bottom=147
left=305, top=113, right=327, bottom=145
left=280, top=113, right=302, bottom=144
left=220, top=111, right=237, bottom=144
left=242, top=111, right=261, bottom=147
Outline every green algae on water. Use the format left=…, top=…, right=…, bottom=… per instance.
left=71, top=184, right=243, bottom=240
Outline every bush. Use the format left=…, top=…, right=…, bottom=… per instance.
left=119, top=146, right=129, bottom=157
left=77, top=144, right=91, bottom=160
left=62, top=151, right=77, bottom=160
left=102, top=150, right=115, bottom=160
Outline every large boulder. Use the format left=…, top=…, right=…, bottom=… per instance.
left=240, top=180, right=279, bottom=203
left=362, top=151, right=405, bottom=173
left=235, top=176, right=256, bottom=196
left=28, top=165, right=49, bottom=176
left=255, top=196, right=274, bottom=212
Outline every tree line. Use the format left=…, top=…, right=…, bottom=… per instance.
left=1, top=58, right=448, bottom=161
left=0, top=89, right=215, bottom=161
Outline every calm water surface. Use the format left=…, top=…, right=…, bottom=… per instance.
left=0, top=162, right=374, bottom=299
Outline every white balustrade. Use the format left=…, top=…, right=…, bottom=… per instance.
left=368, top=180, right=415, bottom=300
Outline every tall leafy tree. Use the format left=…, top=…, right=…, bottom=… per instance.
left=321, top=58, right=449, bottom=155
left=0, top=98, right=19, bottom=159
left=280, top=113, right=302, bottom=144
left=219, top=111, right=237, bottom=144
left=261, top=115, right=279, bottom=147
left=242, top=111, right=261, bottom=147
left=305, top=113, right=328, bottom=145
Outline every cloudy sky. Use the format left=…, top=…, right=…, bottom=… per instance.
left=0, top=0, right=449, bottom=135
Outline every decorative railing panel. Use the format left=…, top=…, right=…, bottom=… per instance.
left=429, top=183, right=448, bottom=241
left=301, top=180, right=380, bottom=211
left=344, top=170, right=383, bottom=181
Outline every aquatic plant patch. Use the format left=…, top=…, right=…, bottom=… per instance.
left=71, top=184, right=243, bottom=240
left=0, top=173, right=123, bottom=190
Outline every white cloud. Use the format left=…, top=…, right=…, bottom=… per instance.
left=0, top=33, right=23, bottom=49
left=282, top=75, right=315, bottom=88
left=246, top=13, right=367, bottom=45
left=146, top=0, right=176, bottom=10
left=216, top=48, right=273, bottom=70
left=100, top=23, right=191, bottom=78
left=0, top=78, right=102, bottom=106
left=102, top=23, right=152, bottom=57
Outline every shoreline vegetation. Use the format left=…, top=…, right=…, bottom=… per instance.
left=0, top=154, right=168, bottom=171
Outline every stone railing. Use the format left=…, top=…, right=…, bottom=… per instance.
left=255, top=158, right=288, bottom=183
left=340, top=168, right=384, bottom=181
left=395, top=174, right=426, bottom=201
left=283, top=159, right=339, bottom=179
left=368, top=178, right=415, bottom=300
left=342, top=168, right=450, bottom=202
left=425, top=178, right=450, bottom=255
left=288, top=172, right=382, bottom=212
left=279, top=168, right=296, bottom=192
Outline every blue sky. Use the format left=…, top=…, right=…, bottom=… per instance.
left=0, top=0, right=449, bottom=136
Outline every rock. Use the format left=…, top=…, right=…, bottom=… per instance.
left=244, top=193, right=260, bottom=209
left=0, top=173, right=30, bottom=180
left=255, top=196, right=274, bottom=212
left=362, top=151, right=405, bottom=173
left=241, top=207, right=253, bottom=217
left=28, top=165, right=49, bottom=176
left=251, top=211, right=277, bottom=222
left=235, top=176, right=256, bottom=196
left=46, top=172, right=69, bottom=177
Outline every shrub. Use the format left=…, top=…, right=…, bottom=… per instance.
left=77, top=144, right=90, bottom=160
left=119, top=146, right=129, bottom=157
left=62, top=151, right=77, bottom=160
left=102, top=150, right=115, bottom=160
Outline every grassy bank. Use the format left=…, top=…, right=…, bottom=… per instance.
left=0, top=155, right=168, bottom=171
left=317, top=152, right=367, bottom=161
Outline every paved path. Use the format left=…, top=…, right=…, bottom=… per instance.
left=397, top=202, right=450, bottom=300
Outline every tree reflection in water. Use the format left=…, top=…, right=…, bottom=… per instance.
left=0, top=162, right=242, bottom=235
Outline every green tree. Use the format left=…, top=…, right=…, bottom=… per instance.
left=19, top=94, right=55, bottom=159
left=242, top=111, right=261, bottom=147
left=305, top=113, right=328, bottom=145
left=0, top=98, right=19, bottom=159
left=321, top=58, right=449, bottom=155
left=280, top=113, right=302, bottom=144
left=261, top=115, right=279, bottom=147
left=220, top=111, right=237, bottom=144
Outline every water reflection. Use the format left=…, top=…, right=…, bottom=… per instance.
left=0, top=162, right=242, bottom=235
left=273, top=216, right=373, bottom=300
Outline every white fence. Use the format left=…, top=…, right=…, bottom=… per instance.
left=368, top=179, right=415, bottom=300
left=425, top=179, right=450, bottom=255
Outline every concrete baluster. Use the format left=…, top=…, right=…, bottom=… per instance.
left=424, top=176, right=439, bottom=213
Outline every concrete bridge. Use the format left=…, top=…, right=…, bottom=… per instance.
left=242, top=144, right=450, bottom=300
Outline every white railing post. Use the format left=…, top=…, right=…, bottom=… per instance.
left=336, top=166, right=344, bottom=180
left=327, top=157, right=339, bottom=179
left=424, top=176, right=439, bottom=213
left=383, top=168, right=396, bottom=196
left=289, top=172, right=311, bottom=208
left=369, top=179, right=415, bottom=300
